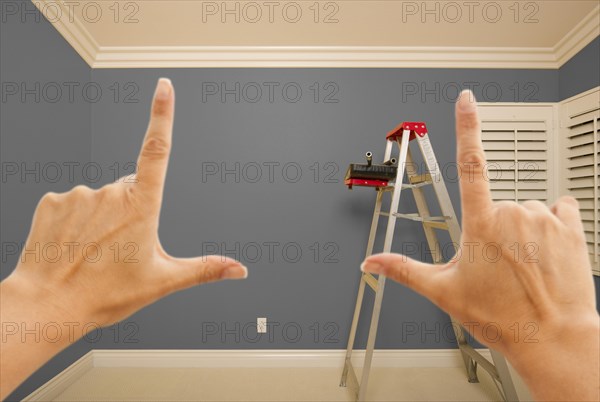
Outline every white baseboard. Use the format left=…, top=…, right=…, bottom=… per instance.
left=24, top=348, right=492, bottom=401
left=23, top=351, right=94, bottom=402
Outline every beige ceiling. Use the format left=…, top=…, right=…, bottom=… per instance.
left=38, top=0, right=600, bottom=68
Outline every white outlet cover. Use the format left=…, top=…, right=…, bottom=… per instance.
left=257, top=317, right=267, bottom=333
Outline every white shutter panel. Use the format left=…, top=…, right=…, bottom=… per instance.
left=478, top=105, right=555, bottom=203
left=560, top=89, right=600, bottom=275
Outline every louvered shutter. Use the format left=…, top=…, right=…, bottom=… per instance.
left=560, top=89, right=600, bottom=275
left=478, top=105, right=555, bottom=203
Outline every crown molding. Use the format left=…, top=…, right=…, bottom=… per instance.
left=92, top=45, right=561, bottom=69
left=554, top=5, right=600, bottom=67
left=35, top=2, right=599, bottom=69
left=32, top=0, right=99, bottom=66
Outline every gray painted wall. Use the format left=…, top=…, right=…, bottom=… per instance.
left=559, top=36, right=600, bottom=100
left=1, top=2, right=92, bottom=399
left=88, top=67, right=558, bottom=355
left=1, top=2, right=599, bottom=397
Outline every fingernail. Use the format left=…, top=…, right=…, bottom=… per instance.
left=156, top=78, right=172, bottom=100
left=222, top=264, right=248, bottom=280
left=361, top=261, right=383, bottom=274
left=458, top=89, right=476, bottom=113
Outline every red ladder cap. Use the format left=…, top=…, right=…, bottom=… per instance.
left=386, top=122, right=428, bottom=141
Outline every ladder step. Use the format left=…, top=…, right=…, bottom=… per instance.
left=377, top=212, right=450, bottom=230
left=401, top=182, right=431, bottom=189
left=423, top=220, right=449, bottom=230
left=392, top=213, right=450, bottom=223
left=401, top=174, right=433, bottom=189
left=362, top=272, right=379, bottom=291
left=409, top=173, right=432, bottom=185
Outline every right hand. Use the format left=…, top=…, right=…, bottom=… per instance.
left=361, top=90, right=599, bottom=401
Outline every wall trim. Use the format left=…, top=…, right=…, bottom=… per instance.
left=93, top=45, right=559, bottom=69
left=32, top=1, right=99, bottom=66
left=23, top=351, right=94, bottom=402
left=554, top=5, right=600, bottom=67
left=23, top=348, right=491, bottom=400
left=34, top=2, right=599, bottom=69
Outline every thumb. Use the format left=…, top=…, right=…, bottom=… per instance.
left=164, top=255, right=248, bottom=292
left=361, top=253, right=444, bottom=301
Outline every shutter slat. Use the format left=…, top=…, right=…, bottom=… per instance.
left=566, top=121, right=595, bottom=138
left=566, top=145, right=594, bottom=158
left=566, top=111, right=600, bottom=127
left=567, top=132, right=595, bottom=147
left=566, top=154, right=595, bottom=168
left=481, top=131, right=515, bottom=141
left=567, top=165, right=596, bottom=178
left=482, top=141, right=515, bottom=151
left=518, top=141, right=547, bottom=151
left=482, top=121, right=547, bottom=131
left=517, top=150, right=547, bottom=160
left=486, top=151, right=516, bottom=160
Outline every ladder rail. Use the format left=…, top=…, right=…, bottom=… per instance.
left=340, top=188, right=384, bottom=390
left=404, top=149, right=443, bottom=264
left=357, top=131, right=411, bottom=401
left=341, top=125, right=520, bottom=402
left=411, top=135, right=478, bottom=381
left=414, top=133, right=518, bottom=397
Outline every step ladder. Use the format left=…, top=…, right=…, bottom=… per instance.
left=340, top=122, right=519, bottom=402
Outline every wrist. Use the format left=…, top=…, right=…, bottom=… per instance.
left=1, top=271, right=86, bottom=348
left=505, top=312, right=600, bottom=401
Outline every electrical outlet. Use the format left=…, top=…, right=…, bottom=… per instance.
left=257, top=317, right=267, bottom=333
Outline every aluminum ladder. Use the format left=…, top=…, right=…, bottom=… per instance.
left=340, top=122, right=519, bottom=402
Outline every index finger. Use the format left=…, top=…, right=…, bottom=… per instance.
left=136, top=78, right=175, bottom=202
left=455, top=90, right=493, bottom=220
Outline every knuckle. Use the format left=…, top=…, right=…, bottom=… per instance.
left=558, top=195, right=579, bottom=209
left=521, top=200, right=548, bottom=214
left=196, top=266, right=220, bottom=284
left=71, top=184, right=92, bottom=195
left=492, top=201, right=526, bottom=224
left=195, top=257, right=225, bottom=283
left=389, top=263, right=411, bottom=286
left=38, top=191, right=60, bottom=207
left=522, top=200, right=540, bottom=208
left=141, top=137, right=170, bottom=160
left=459, top=150, right=486, bottom=170
left=495, top=200, right=520, bottom=212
